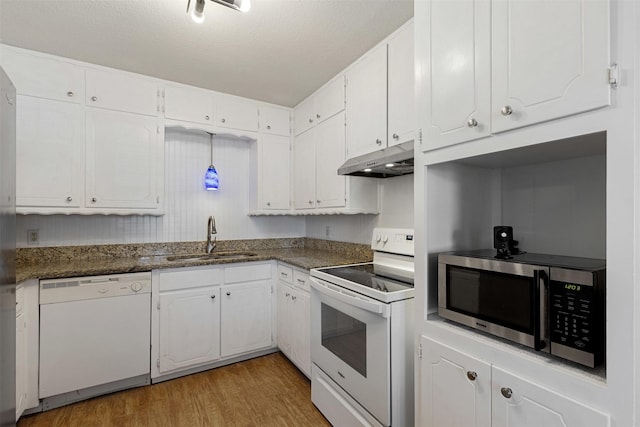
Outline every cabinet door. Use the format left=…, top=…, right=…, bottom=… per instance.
left=277, top=282, right=292, bottom=357
left=293, top=128, right=316, bottom=209
left=290, top=287, right=310, bottom=377
left=85, top=108, right=161, bottom=209
left=260, top=134, right=290, bottom=210
left=15, top=312, right=26, bottom=421
left=294, top=96, right=315, bottom=136
left=491, top=0, right=610, bottom=133
left=85, top=68, right=158, bottom=116
left=421, top=336, right=491, bottom=427
left=492, top=366, right=610, bottom=427
left=315, top=112, right=346, bottom=208
left=388, top=21, right=415, bottom=147
left=419, top=0, right=491, bottom=150
left=164, top=84, right=214, bottom=125
left=260, top=105, right=290, bottom=136
left=220, top=281, right=272, bottom=357
left=315, top=76, right=345, bottom=124
left=1, top=48, right=84, bottom=103
left=216, top=95, right=258, bottom=132
left=346, top=44, right=387, bottom=159
left=159, top=287, right=221, bottom=373
left=16, top=95, right=83, bottom=208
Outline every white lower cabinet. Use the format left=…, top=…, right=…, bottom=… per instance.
left=152, top=262, right=274, bottom=379
left=16, top=306, right=26, bottom=420
left=276, top=264, right=310, bottom=377
left=15, top=280, right=39, bottom=422
left=421, top=336, right=610, bottom=427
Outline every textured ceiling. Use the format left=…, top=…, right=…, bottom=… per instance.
left=0, top=0, right=414, bottom=107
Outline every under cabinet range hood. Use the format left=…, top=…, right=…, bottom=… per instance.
left=338, top=140, right=414, bottom=178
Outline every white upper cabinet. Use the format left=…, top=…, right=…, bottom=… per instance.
left=491, top=0, right=610, bottom=133
left=346, top=43, right=387, bottom=159
left=164, top=84, right=214, bottom=125
left=294, top=76, right=345, bottom=136
left=420, top=0, right=491, bottom=149
left=260, top=105, right=290, bottom=136
left=16, top=95, right=83, bottom=209
left=387, top=21, right=415, bottom=147
left=85, top=68, right=159, bottom=116
left=419, top=0, right=610, bottom=151
left=215, top=95, right=259, bottom=132
left=85, top=108, right=162, bottom=210
left=315, top=111, right=346, bottom=209
left=293, top=127, right=317, bottom=210
left=258, top=134, right=290, bottom=210
left=0, top=47, right=84, bottom=103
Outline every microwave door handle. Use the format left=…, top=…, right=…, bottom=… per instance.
left=534, top=269, right=549, bottom=351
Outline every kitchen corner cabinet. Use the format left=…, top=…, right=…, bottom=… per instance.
left=152, top=262, right=274, bottom=379
left=294, top=76, right=345, bottom=136
left=419, top=0, right=610, bottom=151
left=346, top=43, right=387, bottom=159
left=420, top=336, right=610, bottom=427
left=276, top=264, right=311, bottom=377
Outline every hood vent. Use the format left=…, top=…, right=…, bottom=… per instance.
left=338, top=140, right=414, bottom=178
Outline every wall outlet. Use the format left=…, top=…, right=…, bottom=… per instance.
left=325, top=225, right=330, bottom=237
left=27, top=229, right=39, bottom=245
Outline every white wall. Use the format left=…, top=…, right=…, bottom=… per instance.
left=16, top=128, right=305, bottom=247
left=305, top=173, right=414, bottom=244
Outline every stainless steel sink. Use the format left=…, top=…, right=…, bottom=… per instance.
left=166, top=251, right=258, bottom=262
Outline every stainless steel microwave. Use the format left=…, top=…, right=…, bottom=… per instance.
left=438, top=250, right=606, bottom=368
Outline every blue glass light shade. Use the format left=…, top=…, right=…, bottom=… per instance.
left=204, top=165, right=219, bottom=191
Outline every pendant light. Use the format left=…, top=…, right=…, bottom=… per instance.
left=204, top=132, right=219, bottom=191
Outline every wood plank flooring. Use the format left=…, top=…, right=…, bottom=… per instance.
left=18, top=353, right=331, bottom=427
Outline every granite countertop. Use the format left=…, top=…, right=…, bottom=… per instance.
left=16, top=238, right=373, bottom=282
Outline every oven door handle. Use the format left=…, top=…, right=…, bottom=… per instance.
left=310, top=278, right=390, bottom=318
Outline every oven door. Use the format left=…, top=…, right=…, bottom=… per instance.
left=310, top=277, right=391, bottom=426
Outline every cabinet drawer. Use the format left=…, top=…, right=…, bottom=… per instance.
left=277, top=264, right=293, bottom=284
left=86, top=68, right=158, bottom=116
left=293, top=270, right=310, bottom=291
left=225, top=262, right=272, bottom=284
left=159, top=266, right=223, bottom=292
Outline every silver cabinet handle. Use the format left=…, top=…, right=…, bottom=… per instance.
left=316, top=114, right=320, bottom=119
left=308, top=118, right=313, bottom=123
left=266, top=125, right=271, bottom=130
left=280, top=272, right=288, bottom=277
left=226, top=291, right=231, bottom=296
left=211, top=295, right=216, bottom=300
left=221, top=118, right=226, bottom=123
left=296, top=278, right=305, bottom=283
left=66, top=196, right=73, bottom=202
left=67, top=91, right=74, bottom=97
left=292, top=295, right=297, bottom=301
left=501, top=387, right=513, bottom=399
left=285, top=292, right=290, bottom=297
left=467, top=118, right=478, bottom=127
left=91, top=96, right=97, bottom=102
left=501, top=105, right=513, bottom=116
left=466, top=371, right=477, bottom=381
left=392, top=133, right=399, bottom=140
left=376, top=139, right=382, bottom=145
left=91, top=197, right=97, bottom=203
left=205, top=115, right=210, bottom=121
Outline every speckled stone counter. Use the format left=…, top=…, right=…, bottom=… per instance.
left=16, top=238, right=373, bottom=282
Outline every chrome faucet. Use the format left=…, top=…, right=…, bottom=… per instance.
left=206, top=215, right=217, bottom=253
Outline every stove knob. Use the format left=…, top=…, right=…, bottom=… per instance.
left=130, top=282, right=142, bottom=292
left=375, top=234, right=382, bottom=243
left=382, top=235, right=389, bottom=244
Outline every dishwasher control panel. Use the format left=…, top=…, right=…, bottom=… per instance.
left=40, top=272, right=151, bottom=304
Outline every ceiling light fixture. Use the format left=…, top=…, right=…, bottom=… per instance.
left=187, top=0, right=251, bottom=23
left=204, top=133, right=219, bottom=191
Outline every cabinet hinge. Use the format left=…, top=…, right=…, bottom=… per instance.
left=608, top=63, right=619, bottom=88
left=418, top=128, right=423, bottom=145
left=157, top=126, right=160, bottom=134
left=156, top=358, right=160, bottom=369
left=418, top=343, right=423, bottom=359
left=157, top=195, right=160, bottom=204
left=157, top=300, right=160, bottom=310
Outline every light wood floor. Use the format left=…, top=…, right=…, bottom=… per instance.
left=18, top=353, right=331, bottom=427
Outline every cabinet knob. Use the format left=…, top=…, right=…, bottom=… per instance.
left=501, top=387, right=513, bottom=399
left=292, top=295, right=297, bottom=301
left=308, top=200, right=313, bottom=205
left=266, top=125, right=271, bottom=130
left=466, top=371, right=477, bottom=381
left=266, top=202, right=271, bottom=206
left=91, top=197, right=97, bottom=203
left=376, top=139, right=382, bottom=145
left=392, top=133, right=399, bottom=140
left=309, top=118, right=313, bottom=123
left=205, top=115, right=210, bottom=121
left=316, top=200, right=321, bottom=204
left=501, top=105, right=513, bottom=116
left=211, top=295, right=216, bottom=300
left=91, top=96, right=98, bottom=102
left=467, top=118, right=478, bottom=127
left=316, top=114, right=320, bottom=119
left=66, top=196, right=73, bottom=202
left=226, top=291, right=231, bottom=296
left=67, top=91, right=74, bottom=97
left=285, top=292, right=290, bottom=297
left=221, top=118, right=226, bottom=123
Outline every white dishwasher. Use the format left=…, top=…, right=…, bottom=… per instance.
left=39, top=272, right=151, bottom=406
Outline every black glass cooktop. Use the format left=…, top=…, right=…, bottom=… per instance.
left=316, top=263, right=414, bottom=293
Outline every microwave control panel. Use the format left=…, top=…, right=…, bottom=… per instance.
left=549, top=279, right=597, bottom=353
